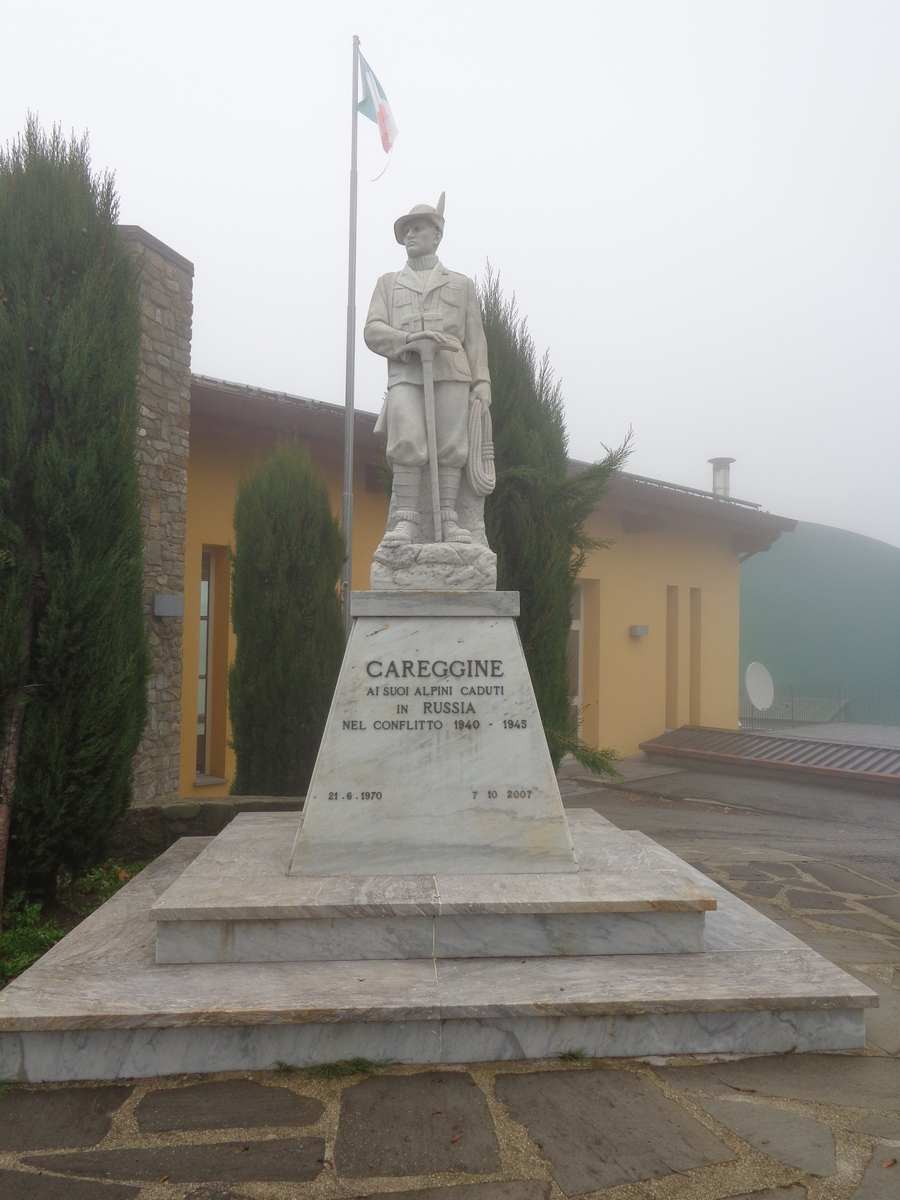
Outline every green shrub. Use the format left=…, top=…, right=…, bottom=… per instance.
left=0, top=119, right=146, bottom=902
left=480, top=271, right=626, bottom=771
left=229, top=446, right=344, bottom=795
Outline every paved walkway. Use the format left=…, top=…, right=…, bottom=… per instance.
left=1, top=767, right=898, bottom=1199
left=0, top=1053, right=897, bottom=1200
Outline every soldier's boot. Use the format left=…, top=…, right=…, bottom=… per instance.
left=383, top=466, right=421, bottom=544
left=438, top=466, right=472, bottom=543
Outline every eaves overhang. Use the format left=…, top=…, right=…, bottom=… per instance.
left=190, top=374, right=385, bottom=459
left=570, top=459, right=796, bottom=557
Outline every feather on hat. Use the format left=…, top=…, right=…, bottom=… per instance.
left=394, top=192, right=445, bottom=244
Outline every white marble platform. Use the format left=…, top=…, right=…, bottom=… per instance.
left=352, top=591, right=520, bottom=618
left=0, top=826, right=877, bottom=1082
left=153, top=812, right=713, bottom=962
left=156, top=813, right=714, bottom=919
left=157, top=910, right=706, bottom=964
left=288, top=606, right=579, bottom=876
left=0, top=1010, right=866, bottom=1084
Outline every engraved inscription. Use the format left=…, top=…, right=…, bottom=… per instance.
left=365, top=658, right=504, bottom=679
left=325, top=653, right=538, bottom=802
left=341, top=656, right=521, bottom=737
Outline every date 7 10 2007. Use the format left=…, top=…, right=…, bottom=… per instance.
left=472, top=788, right=535, bottom=800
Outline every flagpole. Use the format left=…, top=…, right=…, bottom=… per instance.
left=341, top=34, right=360, bottom=640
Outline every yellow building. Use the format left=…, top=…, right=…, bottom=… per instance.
left=181, top=374, right=793, bottom=800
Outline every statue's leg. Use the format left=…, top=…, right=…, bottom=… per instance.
left=435, top=382, right=471, bottom=543
left=383, top=384, right=425, bottom=544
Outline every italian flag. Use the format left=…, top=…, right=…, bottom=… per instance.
left=357, top=52, right=398, bottom=153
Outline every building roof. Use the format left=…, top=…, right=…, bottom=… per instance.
left=190, top=373, right=795, bottom=557
left=569, top=458, right=796, bottom=557
left=190, top=373, right=386, bottom=457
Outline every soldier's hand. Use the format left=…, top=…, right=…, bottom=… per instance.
left=406, top=331, right=462, bottom=354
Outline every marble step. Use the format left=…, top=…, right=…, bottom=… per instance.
left=151, top=812, right=716, bottom=963
left=0, top=835, right=876, bottom=1083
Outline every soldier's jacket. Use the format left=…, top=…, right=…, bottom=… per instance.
left=364, top=261, right=491, bottom=400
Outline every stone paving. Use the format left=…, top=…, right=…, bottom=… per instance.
left=691, top=858, right=900, bottom=1060
left=1, top=766, right=898, bottom=1199
left=0, top=1056, right=898, bottom=1199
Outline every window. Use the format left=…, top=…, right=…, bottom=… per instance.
left=196, top=550, right=212, bottom=775
left=689, top=587, right=702, bottom=724
left=665, top=585, right=680, bottom=728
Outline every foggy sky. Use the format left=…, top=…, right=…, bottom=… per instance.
left=6, top=0, right=899, bottom=547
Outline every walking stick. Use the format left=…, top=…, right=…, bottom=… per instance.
left=417, top=339, right=443, bottom=543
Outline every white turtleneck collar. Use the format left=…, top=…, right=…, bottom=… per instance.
left=406, top=253, right=439, bottom=272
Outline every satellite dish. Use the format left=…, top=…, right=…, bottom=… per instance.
left=745, top=661, right=775, bottom=712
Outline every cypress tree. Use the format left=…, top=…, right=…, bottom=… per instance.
left=0, top=119, right=147, bottom=903
left=229, top=445, right=344, bottom=795
left=480, top=270, right=628, bottom=771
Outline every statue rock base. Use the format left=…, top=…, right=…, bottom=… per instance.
left=371, top=541, right=497, bottom=592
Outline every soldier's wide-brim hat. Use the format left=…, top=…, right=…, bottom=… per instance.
left=394, top=193, right=445, bottom=245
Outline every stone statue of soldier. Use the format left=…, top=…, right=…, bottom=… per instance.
left=365, top=194, right=495, bottom=554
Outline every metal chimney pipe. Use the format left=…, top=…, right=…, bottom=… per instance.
left=708, top=457, right=736, bottom=498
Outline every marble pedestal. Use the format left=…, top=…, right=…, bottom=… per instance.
left=288, top=592, right=577, bottom=877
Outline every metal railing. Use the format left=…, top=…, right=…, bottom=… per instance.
left=740, top=684, right=900, bottom=731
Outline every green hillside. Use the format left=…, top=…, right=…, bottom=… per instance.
left=740, top=521, right=900, bottom=724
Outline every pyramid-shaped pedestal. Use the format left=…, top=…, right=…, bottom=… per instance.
left=289, top=592, right=577, bottom=876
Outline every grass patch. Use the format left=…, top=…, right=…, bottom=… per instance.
left=1, top=859, right=147, bottom=987
left=58, top=861, right=147, bottom=916
left=0, top=898, right=64, bottom=986
left=306, top=1057, right=380, bottom=1079
left=558, top=1048, right=588, bottom=1062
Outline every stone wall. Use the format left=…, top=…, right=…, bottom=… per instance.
left=110, top=797, right=302, bottom=862
left=119, top=226, right=194, bottom=807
